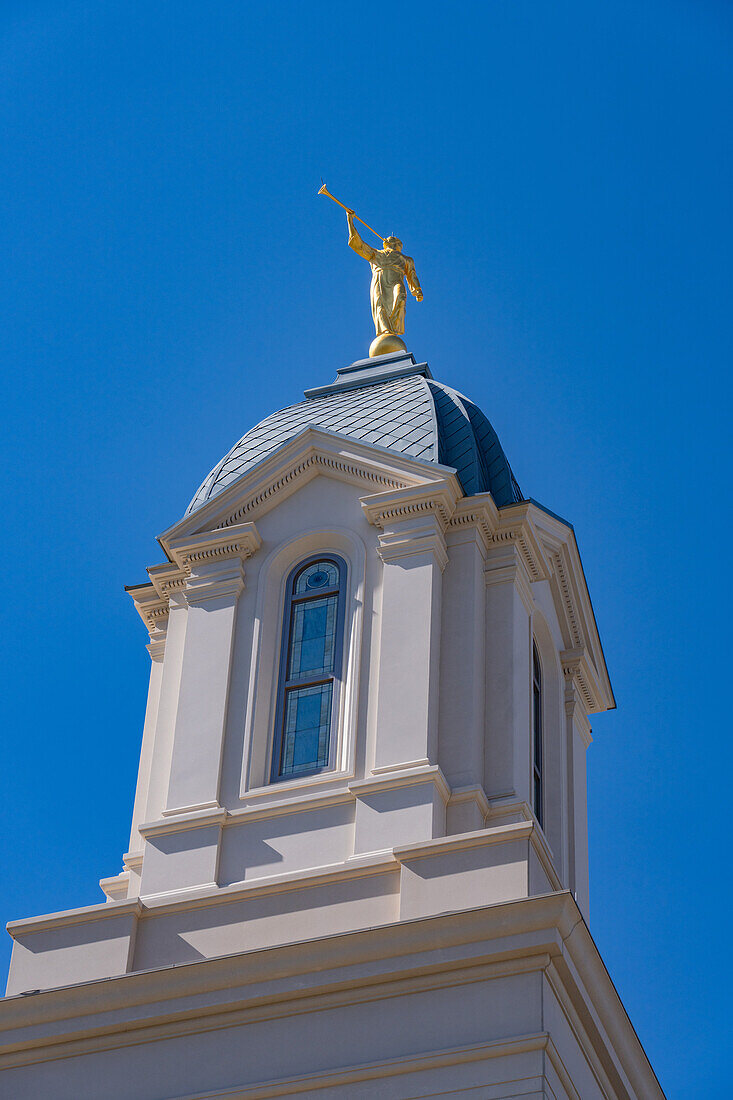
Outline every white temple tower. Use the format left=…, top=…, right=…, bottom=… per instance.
left=1, top=350, right=664, bottom=1098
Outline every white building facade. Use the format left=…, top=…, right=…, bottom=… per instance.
left=1, top=351, right=663, bottom=1098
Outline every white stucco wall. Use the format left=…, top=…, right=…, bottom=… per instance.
left=0, top=426, right=656, bottom=1098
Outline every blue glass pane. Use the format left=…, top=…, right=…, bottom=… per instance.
left=533, top=685, right=542, bottom=769
left=534, top=773, right=544, bottom=829
left=280, top=682, right=333, bottom=776
left=287, top=595, right=337, bottom=680
left=294, top=560, right=339, bottom=595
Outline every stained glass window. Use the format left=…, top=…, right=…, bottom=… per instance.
left=281, top=683, right=333, bottom=774
left=294, top=561, right=339, bottom=595
left=287, top=596, right=338, bottom=680
left=272, top=557, right=345, bottom=781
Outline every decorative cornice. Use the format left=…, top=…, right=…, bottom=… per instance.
left=145, top=604, right=169, bottom=625
left=216, top=451, right=407, bottom=530
left=145, top=562, right=189, bottom=600
left=166, top=523, right=261, bottom=571
left=525, top=504, right=615, bottom=714
left=360, top=479, right=461, bottom=532
left=497, top=530, right=543, bottom=582
left=484, top=545, right=535, bottom=615
left=127, top=584, right=170, bottom=651
left=561, top=647, right=596, bottom=726
left=552, top=548, right=583, bottom=649
left=163, top=429, right=452, bottom=542
left=182, top=558, right=245, bottom=605
left=489, top=506, right=549, bottom=583
left=376, top=523, right=449, bottom=571
left=130, top=524, right=260, bottom=633
left=527, top=505, right=615, bottom=715
left=146, top=637, right=167, bottom=662
left=361, top=481, right=460, bottom=572
left=447, top=495, right=497, bottom=551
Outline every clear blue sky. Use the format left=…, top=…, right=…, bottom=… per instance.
left=1, top=2, right=730, bottom=1093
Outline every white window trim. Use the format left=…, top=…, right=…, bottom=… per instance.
left=239, top=527, right=366, bottom=804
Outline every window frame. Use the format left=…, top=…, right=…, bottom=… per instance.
left=532, top=642, right=544, bottom=830
left=270, top=554, right=347, bottom=783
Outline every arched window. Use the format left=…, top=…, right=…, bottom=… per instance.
left=271, top=556, right=346, bottom=782
left=532, top=643, right=544, bottom=829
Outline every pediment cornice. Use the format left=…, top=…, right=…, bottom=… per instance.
left=529, top=504, right=615, bottom=713
left=490, top=502, right=551, bottom=583
left=446, top=498, right=551, bottom=586
left=160, top=427, right=454, bottom=547
left=448, top=494, right=498, bottom=548
left=127, top=581, right=170, bottom=654
left=129, top=523, right=261, bottom=642
left=130, top=428, right=457, bottom=640
left=561, top=647, right=598, bottom=733
left=360, top=478, right=462, bottom=532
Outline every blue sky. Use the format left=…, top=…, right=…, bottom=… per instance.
left=1, top=2, right=730, bottom=1093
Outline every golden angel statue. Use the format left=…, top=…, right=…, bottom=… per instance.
left=345, top=209, right=422, bottom=357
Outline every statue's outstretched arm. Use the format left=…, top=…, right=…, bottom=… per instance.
left=405, top=258, right=423, bottom=301
left=347, top=211, right=377, bottom=262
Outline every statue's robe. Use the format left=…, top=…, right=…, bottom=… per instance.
left=348, top=227, right=421, bottom=336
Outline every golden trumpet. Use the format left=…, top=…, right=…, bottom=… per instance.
left=318, top=184, right=385, bottom=243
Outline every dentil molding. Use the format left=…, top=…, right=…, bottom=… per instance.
left=129, top=523, right=261, bottom=637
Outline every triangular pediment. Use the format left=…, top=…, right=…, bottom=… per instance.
left=159, top=427, right=459, bottom=549
left=126, top=429, right=463, bottom=638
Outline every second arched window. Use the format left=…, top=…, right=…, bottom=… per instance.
left=271, top=556, right=346, bottom=782
left=532, top=642, right=544, bottom=830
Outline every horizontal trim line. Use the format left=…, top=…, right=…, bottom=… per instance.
left=171, top=1032, right=549, bottom=1099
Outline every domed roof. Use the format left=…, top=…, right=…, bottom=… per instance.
left=187, top=352, right=521, bottom=515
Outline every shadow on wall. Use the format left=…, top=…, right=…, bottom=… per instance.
left=133, top=867, right=399, bottom=970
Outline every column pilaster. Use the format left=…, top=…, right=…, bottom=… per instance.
left=163, top=524, right=261, bottom=818
left=355, top=482, right=458, bottom=852
left=561, top=649, right=593, bottom=917
left=440, top=498, right=495, bottom=833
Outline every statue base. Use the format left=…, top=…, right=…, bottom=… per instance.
left=369, top=333, right=407, bottom=358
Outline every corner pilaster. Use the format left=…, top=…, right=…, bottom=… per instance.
left=125, top=588, right=170, bottom=866
left=356, top=481, right=459, bottom=850
left=361, top=482, right=458, bottom=776
left=440, top=498, right=497, bottom=821
left=162, top=524, right=261, bottom=819
left=561, top=650, right=592, bottom=916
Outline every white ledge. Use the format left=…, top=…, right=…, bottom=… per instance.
left=350, top=764, right=450, bottom=803
left=140, top=808, right=228, bottom=838
left=7, top=898, right=142, bottom=938
left=395, top=821, right=533, bottom=860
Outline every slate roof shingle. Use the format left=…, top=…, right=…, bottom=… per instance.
left=186, top=366, right=521, bottom=515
